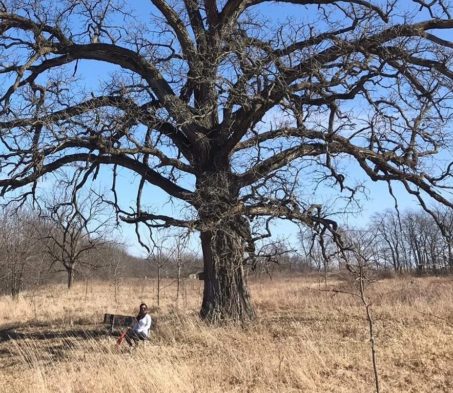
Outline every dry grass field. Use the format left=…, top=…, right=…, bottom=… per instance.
left=0, top=274, right=452, bottom=393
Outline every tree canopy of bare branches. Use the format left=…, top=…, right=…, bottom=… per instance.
left=1, top=0, right=453, bottom=322
left=40, top=189, right=111, bottom=289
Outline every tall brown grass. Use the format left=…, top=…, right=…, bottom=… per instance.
left=0, top=275, right=452, bottom=392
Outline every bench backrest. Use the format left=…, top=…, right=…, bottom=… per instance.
left=104, top=313, right=156, bottom=335
left=103, top=314, right=135, bottom=329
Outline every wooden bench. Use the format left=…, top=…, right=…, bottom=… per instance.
left=103, top=314, right=135, bottom=334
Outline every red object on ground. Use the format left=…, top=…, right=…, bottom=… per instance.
left=116, top=329, right=128, bottom=347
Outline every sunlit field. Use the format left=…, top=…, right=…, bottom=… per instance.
left=0, top=274, right=452, bottom=393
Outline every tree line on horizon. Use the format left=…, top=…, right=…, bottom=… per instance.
left=1, top=203, right=452, bottom=299
left=298, top=207, right=453, bottom=276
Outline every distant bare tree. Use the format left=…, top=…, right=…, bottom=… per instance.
left=0, top=208, right=43, bottom=298
left=1, top=1, right=453, bottom=321
left=299, top=226, right=339, bottom=284
left=145, top=232, right=172, bottom=307
left=403, top=210, right=445, bottom=271
left=247, top=239, right=292, bottom=279
left=41, top=190, right=111, bottom=289
left=106, top=244, right=124, bottom=303
left=434, top=207, right=453, bottom=269
left=370, top=208, right=453, bottom=273
left=372, top=211, right=408, bottom=272
left=172, top=229, right=191, bottom=304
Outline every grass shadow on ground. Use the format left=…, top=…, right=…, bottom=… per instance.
left=0, top=324, right=108, bottom=343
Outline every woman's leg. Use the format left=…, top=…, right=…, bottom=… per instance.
left=137, top=332, right=148, bottom=341
left=125, top=329, right=136, bottom=346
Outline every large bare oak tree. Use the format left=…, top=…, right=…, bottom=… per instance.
left=1, top=0, right=453, bottom=322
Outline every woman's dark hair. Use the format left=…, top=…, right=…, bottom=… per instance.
left=137, top=303, right=148, bottom=320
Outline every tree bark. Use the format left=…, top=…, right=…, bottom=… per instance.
left=196, top=167, right=255, bottom=323
left=199, top=227, right=255, bottom=323
left=67, top=267, right=75, bottom=289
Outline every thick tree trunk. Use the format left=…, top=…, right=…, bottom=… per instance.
left=196, top=166, right=255, bottom=323
left=67, top=267, right=75, bottom=289
left=199, top=227, right=255, bottom=323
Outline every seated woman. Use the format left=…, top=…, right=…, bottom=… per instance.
left=125, top=303, right=152, bottom=347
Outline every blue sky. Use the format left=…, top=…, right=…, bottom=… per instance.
left=3, top=0, right=452, bottom=257
left=63, top=2, right=424, bottom=256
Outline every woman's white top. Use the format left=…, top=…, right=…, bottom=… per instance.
left=133, top=314, right=152, bottom=336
